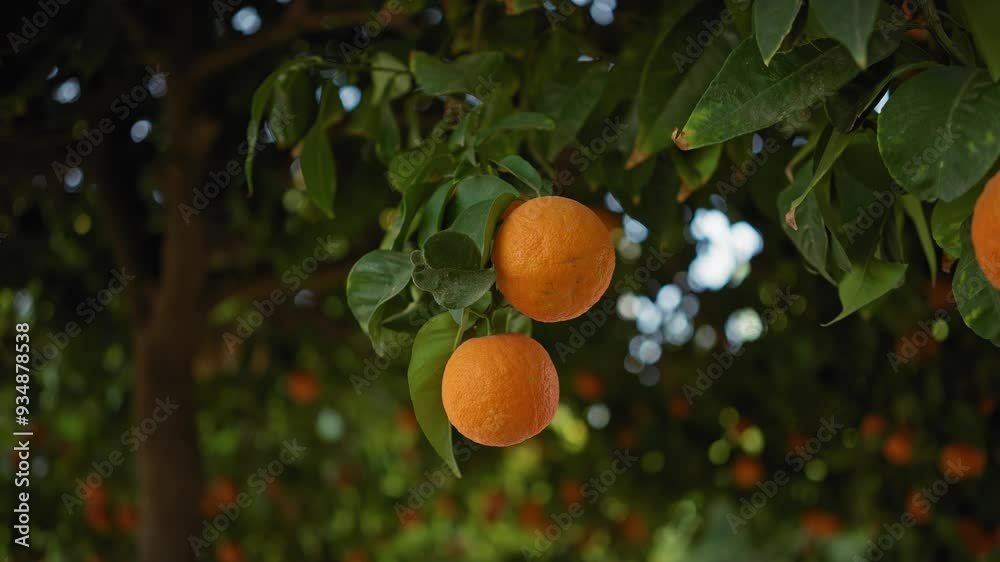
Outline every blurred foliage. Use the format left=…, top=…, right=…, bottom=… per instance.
left=1, top=1, right=1000, bottom=562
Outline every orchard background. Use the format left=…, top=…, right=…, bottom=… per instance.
left=2, top=0, right=1000, bottom=561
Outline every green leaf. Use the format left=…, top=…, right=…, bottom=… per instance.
left=784, top=127, right=853, bottom=228
left=676, top=35, right=899, bottom=150
left=825, top=61, right=939, bottom=132
left=410, top=51, right=504, bottom=96
left=931, top=187, right=980, bottom=258
left=631, top=28, right=733, bottom=167
left=753, top=0, right=802, bottom=65
left=900, top=195, right=937, bottom=285
left=299, top=126, right=336, bottom=217
left=492, top=307, right=532, bottom=337
left=423, top=231, right=481, bottom=270
left=387, top=140, right=455, bottom=193
left=450, top=192, right=518, bottom=266
left=628, top=0, right=711, bottom=164
left=779, top=169, right=834, bottom=283
left=954, top=222, right=1000, bottom=345
left=411, top=237, right=496, bottom=310
left=314, top=83, right=345, bottom=129
left=269, top=69, right=315, bottom=150
left=670, top=144, right=723, bottom=198
left=823, top=260, right=907, bottom=325
left=479, top=112, right=556, bottom=139
left=955, top=0, right=1000, bottom=82
left=811, top=0, right=879, bottom=67
left=245, top=72, right=279, bottom=196
left=390, top=182, right=440, bottom=251
left=452, top=175, right=520, bottom=217
left=530, top=61, right=610, bottom=159
left=877, top=66, right=1000, bottom=201
left=407, top=312, right=464, bottom=477
left=493, top=155, right=545, bottom=196
left=371, top=52, right=412, bottom=103
left=375, top=100, right=401, bottom=165
left=347, top=251, right=415, bottom=355
left=418, top=182, right=454, bottom=247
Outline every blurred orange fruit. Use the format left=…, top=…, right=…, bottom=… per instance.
left=883, top=430, right=914, bottom=465
left=287, top=370, right=320, bottom=403
left=216, top=542, right=244, bottom=562
left=573, top=371, right=604, bottom=401
left=800, top=510, right=842, bottom=538
left=730, top=456, right=764, bottom=489
left=939, top=442, right=987, bottom=479
left=860, top=414, right=887, bottom=437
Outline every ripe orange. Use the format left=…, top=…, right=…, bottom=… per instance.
left=442, top=334, right=559, bottom=446
left=493, top=196, right=615, bottom=322
left=730, top=456, right=764, bottom=489
left=217, top=542, right=244, bottom=562
left=972, top=171, right=1000, bottom=289
left=860, top=414, right=887, bottom=437
left=939, top=442, right=987, bottom=479
left=286, top=369, right=320, bottom=403
left=905, top=490, right=932, bottom=524
left=800, top=510, right=842, bottom=538
left=572, top=370, right=604, bottom=401
left=883, top=430, right=914, bottom=465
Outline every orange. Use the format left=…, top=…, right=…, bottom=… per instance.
left=216, top=542, right=244, bottom=562
left=905, top=490, right=932, bottom=524
left=730, top=455, right=764, bottom=489
left=883, top=430, right=913, bottom=465
left=287, top=369, right=320, bottom=403
left=800, top=510, right=842, bottom=538
left=939, top=442, right=987, bottom=479
left=493, top=196, right=615, bottom=322
left=442, top=334, right=559, bottom=447
left=972, top=171, right=1000, bottom=289
left=860, top=414, right=887, bottom=437
left=573, top=370, right=604, bottom=401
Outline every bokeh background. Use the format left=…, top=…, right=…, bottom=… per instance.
left=2, top=1, right=999, bottom=561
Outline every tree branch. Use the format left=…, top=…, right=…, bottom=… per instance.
left=190, top=6, right=416, bottom=82
left=208, top=261, right=353, bottom=307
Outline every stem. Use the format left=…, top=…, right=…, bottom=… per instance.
left=925, top=1, right=975, bottom=67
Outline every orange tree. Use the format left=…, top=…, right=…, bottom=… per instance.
left=3, top=0, right=1000, bottom=561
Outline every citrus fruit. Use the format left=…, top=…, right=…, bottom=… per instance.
left=441, top=334, right=559, bottom=447
left=730, top=455, right=764, bottom=489
left=286, top=370, right=320, bottom=403
left=800, top=510, right=842, bottom=538
left=883, top=430, right=913, bottom=465
left=939, top=442, right=986, bottom=479
left=493, top=196, right=615, bottom=322
left=972, top=170, right=1000, bottom=289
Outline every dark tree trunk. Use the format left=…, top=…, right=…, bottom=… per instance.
left=133, top=78, right=216, bottom=562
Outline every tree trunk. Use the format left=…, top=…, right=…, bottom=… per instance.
left=134, top=77, right=216, bottom=562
